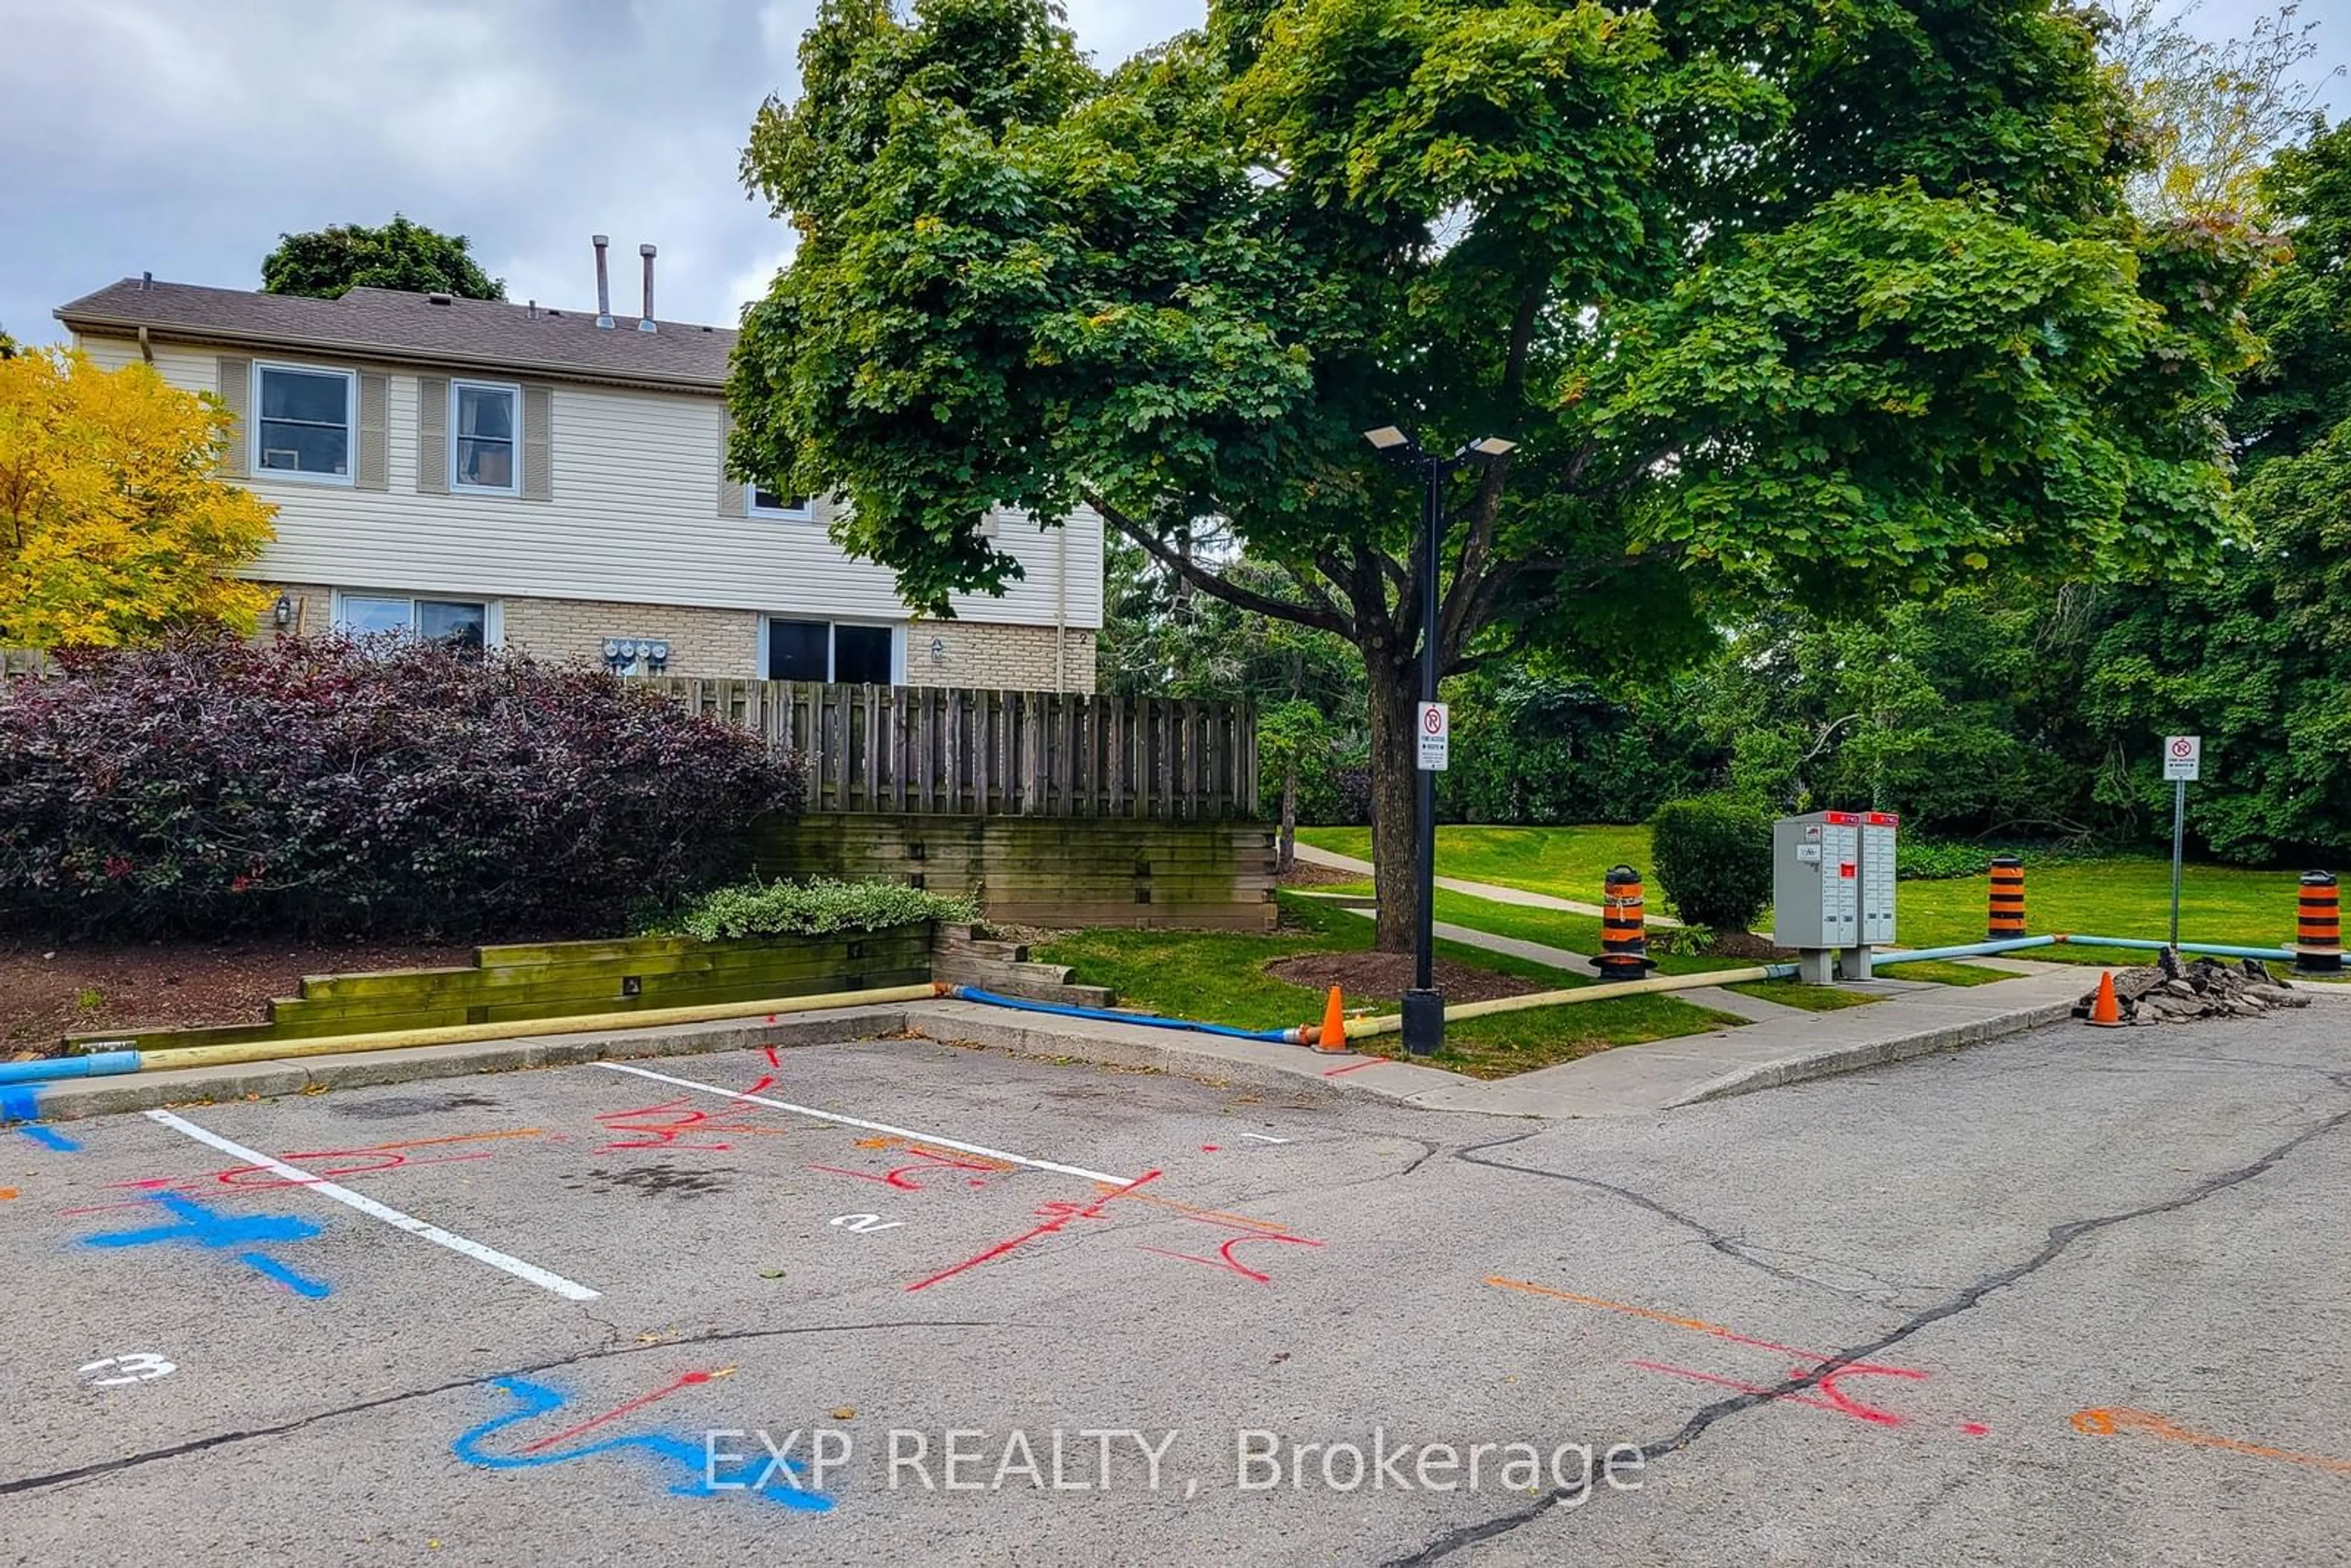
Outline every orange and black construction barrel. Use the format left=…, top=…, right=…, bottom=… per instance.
left=2295, top=870, right=2341, bottom=975
left=1988, top=856, right=2027, bottom=940
left=1597, top=865, right=1659, bottom=982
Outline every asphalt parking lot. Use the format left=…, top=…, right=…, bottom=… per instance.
left=3, top=1006, right=2347, bottom=1566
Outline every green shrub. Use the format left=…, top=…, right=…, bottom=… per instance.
left=661, top=877, right=976, bottom=942
left=1649, top=798, right=1774, bottom=930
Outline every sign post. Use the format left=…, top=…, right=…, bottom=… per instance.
left=2162, top=736, right=2202, bottom=953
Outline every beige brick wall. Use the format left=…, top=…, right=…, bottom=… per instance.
left=909, top=621, right=1098, bottom=692
left=496, top=596, right=757, bottom=678
left=257, top=582, right=1096, bottom=690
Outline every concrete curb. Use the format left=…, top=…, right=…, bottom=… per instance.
left=7, top=1008, right=912, bottom=1125
left=1671, top=999, right=2080, bottom=1105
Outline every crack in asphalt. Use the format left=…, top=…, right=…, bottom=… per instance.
left=1455, top=1130, right=1853, bottom=1301
left=0, top=1318, right=1030, bottom=1500
left=1385, top=1100, right=2351, bottom=1566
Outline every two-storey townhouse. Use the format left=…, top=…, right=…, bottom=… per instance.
left=53, top=260, right=1103, bottom=689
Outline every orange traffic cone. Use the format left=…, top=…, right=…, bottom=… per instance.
left=1312, top=985, right=1349, bottom=1054
left=2085, top=970, right=2124, bottom=1028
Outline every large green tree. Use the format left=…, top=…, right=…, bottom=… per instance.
left=730, top=0, right=2265, bottom=949
left=261, top=216, right=504, bottom=301
left=2079, top=121, right=2351, bottom=861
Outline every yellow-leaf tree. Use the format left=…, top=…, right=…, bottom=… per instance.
left=0, top=350, right=276, bottom=647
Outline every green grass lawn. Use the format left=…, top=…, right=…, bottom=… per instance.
left=1031, top=894, right=1747, bottom=1081
left=1299, top=823, right=2307, bottom=968
left=1720, top=978, right=1881, bottom=1011
left=1872, top=958, right=2017, bottom=987
left=1295, top=824, right=1653, bottom=904
left=1310, top=880, right=1756, bottom=975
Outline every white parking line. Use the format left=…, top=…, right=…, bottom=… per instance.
left=594, top=1061, right=1131, bottom=1186
left=144, top=1109, right=601, bottom=1302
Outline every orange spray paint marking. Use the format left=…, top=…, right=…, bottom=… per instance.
left=517, top=1367, right=734, bottom=1454
left=2071, top=1408, right=2351, bottom=1477
left=0, top=1188, right=16, bottom=1201
left=906, top=1171, right=1161, bottom=1292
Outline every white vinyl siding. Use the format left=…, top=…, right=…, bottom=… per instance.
left=74, top=337, right=1104, bottom=631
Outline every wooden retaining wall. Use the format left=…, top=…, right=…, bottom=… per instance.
left=754, top=814, right=1278, bottom=931
left=66, top=924, right=934, bottom=1054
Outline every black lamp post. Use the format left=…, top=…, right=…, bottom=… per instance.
left=1363, top=425, right=1517, bottom=1056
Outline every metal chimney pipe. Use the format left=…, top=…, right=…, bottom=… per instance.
left=593, top=234, right=613, bottom=328
left=637, top=244, right=658, bottom=333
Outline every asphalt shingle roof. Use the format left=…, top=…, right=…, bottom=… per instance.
left=54, top=278, right=737, bottom=391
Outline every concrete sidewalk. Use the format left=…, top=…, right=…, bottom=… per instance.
left=1291, top=841, right=1683, bottom=925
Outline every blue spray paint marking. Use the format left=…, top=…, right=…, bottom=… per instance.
left=0, top=1087, right=78, bottom=1149
left=81, top=1192, right=332, bottom=1299
left=452, top=1377, right=832, bottom=1512
left=1, top=1087, right=80, bottom=1150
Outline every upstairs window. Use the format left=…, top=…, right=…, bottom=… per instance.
left=751, top=486, right=812, bottom=520
left=255, top=364, right=355, bottom=481
left=452, top=381, right=519, bottom=493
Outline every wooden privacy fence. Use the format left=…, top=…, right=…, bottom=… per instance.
left=649, top=679, right=1259, bottom=820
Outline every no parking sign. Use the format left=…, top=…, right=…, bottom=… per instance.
left=1416, top=702, right=1450, bottom=771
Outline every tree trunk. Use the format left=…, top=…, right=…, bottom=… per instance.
left=1365, top=656, right=1422, bottom=953
left=1278, top=760, right=1298, bottom=873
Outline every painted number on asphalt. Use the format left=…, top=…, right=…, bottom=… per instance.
left=829, top=1214, right=904, bottom=1234
left=80, top=1352, right=178, bottom=1387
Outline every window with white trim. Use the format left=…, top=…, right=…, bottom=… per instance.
left=763, top=617, right=900, bottom=683
left=451, top=380, right=520, bottom=493
left=255, top=363, right=356, bottom=481
left=751, top=486, right=812, bottom=520
left=335, top=592, right=496, bottom=653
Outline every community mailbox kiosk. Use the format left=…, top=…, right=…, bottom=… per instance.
left=1772, top=810, right=1899, bottom=983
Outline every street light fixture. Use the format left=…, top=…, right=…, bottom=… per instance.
left=1363, top=423, right=1517, bottom=1056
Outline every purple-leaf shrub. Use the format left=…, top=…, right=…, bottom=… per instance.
left=0, top=632, right=803, bottom=939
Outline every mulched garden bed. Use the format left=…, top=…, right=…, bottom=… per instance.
left=1, top=936, right=481, bottom=1056
left=1695, top=929, right=1797, bottom=961
left=1276, top=859, right=1361, bottom=888
left=1262, top=951, right=1546, bottom=1005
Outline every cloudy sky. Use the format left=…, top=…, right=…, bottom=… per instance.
left=2, top=0, right=2344, bottom=347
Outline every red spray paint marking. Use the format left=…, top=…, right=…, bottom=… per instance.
left=744, top=1075, right=777, bottom=1097
left=764, top=1047, right=781, bottom=1068
left=517, top=1369, right=722, bottom=1454
left=906, top=1171, right=1162, bottom=1292
left=1322, top=1059, right=1385, bottom=1078
left=1136, top=1231, right=1324, bottom=1285
left=61, top=1130, right=541, bottom=1214
left=594, top=1097, right=788, bottom=1153
left=1629, top=1358, right=1924, bottom=1428
left=811, top=1139, right=1010, bottom=1192
left=1200, top=1145, right=1220, bottom=1153
left=1490, top=1277, right=1987, bottom=1437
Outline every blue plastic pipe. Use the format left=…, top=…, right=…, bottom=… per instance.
left=0, top=1050, right=141, bottom=1086
left=1873, top=937, right=2058, bottom=966
left=2058, top=934, right=2294, bottom=962
left=941, top=985, right=1303, bottom=1043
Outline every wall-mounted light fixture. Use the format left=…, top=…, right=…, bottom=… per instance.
left=272, top=592, right=294, bottom=628
left=928, top=635, right=948, bottom=666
